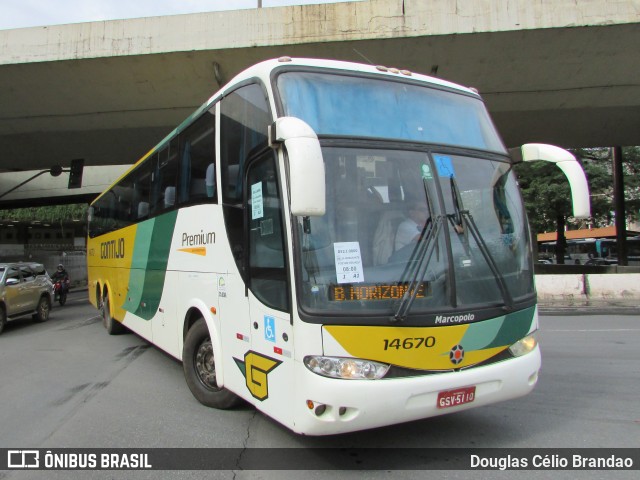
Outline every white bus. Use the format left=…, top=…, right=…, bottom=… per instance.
left=87, top=58, right=590, bottom=435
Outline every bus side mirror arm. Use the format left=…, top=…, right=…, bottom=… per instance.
left=510, top=143, right=591, bottom=219
left=269, top=117, right=326, bottom=217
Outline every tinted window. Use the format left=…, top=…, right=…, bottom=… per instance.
left=89, top=107, right=217, bottom=238
left=247, top=152, right=289, bottom=311
left=20, top=266, right=35, bottom=282
left=150, top=138, right=179, bottom=215
left=132, top=160, right=153, bottom=221
left=220, top=84, right=270, bottom=204
left=220, top=83, right=271, bottom=278
left=5, top=267, right=20, bottom=284
left=277, top=71, right=506, bottom=153
left=178, top=109, right=217, bottom=206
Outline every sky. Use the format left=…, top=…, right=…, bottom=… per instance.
left=0, top=0, right=361, bottom=30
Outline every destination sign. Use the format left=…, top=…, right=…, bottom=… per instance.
left=329, top=282, right=429, bottom=302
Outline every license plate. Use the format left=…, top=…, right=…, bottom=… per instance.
left=437, top=386, right=476, bottom=409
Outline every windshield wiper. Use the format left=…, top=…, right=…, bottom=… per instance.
left=448, top=176, right=514, bottom=311
left=391, top=215, right=443, bottom=322
left=392, top=174, right=440, bottom=323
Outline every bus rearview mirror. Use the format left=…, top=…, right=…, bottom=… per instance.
left=510, top=143, right=591, bottom=219
left=270, top=117, right=326, bottom=217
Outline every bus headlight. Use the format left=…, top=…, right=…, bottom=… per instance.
left=509, top=332, right=538, bottom=357
left=304, top=356, right=389, bottom=380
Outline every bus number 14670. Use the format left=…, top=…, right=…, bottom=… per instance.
left=383, top=337, right=436, bottom=350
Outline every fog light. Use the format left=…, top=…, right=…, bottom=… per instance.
left=314, top=404, right=326, bottom=416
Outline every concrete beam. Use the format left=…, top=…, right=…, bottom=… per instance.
left=2, top=0, right=637, bottom=65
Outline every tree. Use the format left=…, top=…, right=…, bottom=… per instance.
left=569, top=147, right=640, bottom=228
left=619, top=146, right=640, bottom=223
left=515, top=146, right=640, bottom=263
left=0, top=204, right=88, bottom=224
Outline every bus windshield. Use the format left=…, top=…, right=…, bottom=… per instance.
left=276, top=70, right=506, bottom=153
left=276, top=71, right=532, bottom=321
left=292, top=147, right=534, bottom=319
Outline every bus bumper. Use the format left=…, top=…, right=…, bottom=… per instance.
left=290, top=346, right=541, bottom=435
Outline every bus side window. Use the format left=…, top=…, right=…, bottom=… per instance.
left=220, top=84, right=270, bottom=204
left=132, top=160, right=152, bottom=221
left=178, top=108, right=216, bottom=206
left=220, top=83, right=271, bottom=278
left=113, top=178, right=134, bottom=229
left=247, top=151, right=289, bottom=312
left=150, top=139, right=179, bottom=215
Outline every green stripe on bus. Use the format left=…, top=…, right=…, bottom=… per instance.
left=461, top=306, right=535, bottom=351
left=123, top=210, right=178, bottom=320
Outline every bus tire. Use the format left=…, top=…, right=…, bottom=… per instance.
left=183, top=318, right=240, bottom=409
left=102, top=290, right=125, bottom=335
left=32, top=295, right=51, bottom=323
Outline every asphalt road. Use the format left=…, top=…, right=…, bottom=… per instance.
left=0, top=292, right=638, bottom=479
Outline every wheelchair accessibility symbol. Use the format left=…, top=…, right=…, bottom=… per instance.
left=264, top=316, right=276, bottom=343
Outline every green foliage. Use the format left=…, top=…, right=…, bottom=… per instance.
left=515, top=160, right=574, bottom=233
left=0, top=204, right=88, bottom=224
left=620, top=146, right=640, bottom=220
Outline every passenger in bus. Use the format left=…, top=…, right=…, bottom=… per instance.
left=395, top=201, right=429, bottom=251
left=372, top=201, right=429, bottom=265
left=372, top=210, right=404, bottom=265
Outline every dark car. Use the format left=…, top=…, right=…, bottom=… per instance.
left=0, top=262, right=53, bottom=335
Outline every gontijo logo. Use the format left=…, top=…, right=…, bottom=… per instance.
left=100, top=238, right=125, bottom=259
left=234, top=351, right=282, bottom=401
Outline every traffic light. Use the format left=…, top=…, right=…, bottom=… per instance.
left=68, top=158, right=84, bottom=189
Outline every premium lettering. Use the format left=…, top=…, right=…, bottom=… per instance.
left=182, top=230, right=215, bottom=247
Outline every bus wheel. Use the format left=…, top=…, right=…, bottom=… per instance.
left=32, top=296, right=51, bottom=322
left=183, top=318, right=240, bottom=409
left=102, top=290, right=125, bottom=335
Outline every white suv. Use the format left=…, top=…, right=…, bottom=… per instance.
left=0, top=262, right=54, bottom=335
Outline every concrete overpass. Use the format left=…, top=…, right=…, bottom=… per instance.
left=1, top=0, right=639, bottom=206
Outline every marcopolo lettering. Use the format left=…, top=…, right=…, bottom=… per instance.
left=100, top=238, right=125, bottom=260
left=435, top=313, right=475, bottom=324
left=182, top=230, right=216, bottom=247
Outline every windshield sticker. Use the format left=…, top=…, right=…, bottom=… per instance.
left=334, top=242, right=364, bottom=284
left=251, top=182, right=264, bottom=220
left=421, top=163, right=433, bottom=180
left=434, top=154, right=455, bottom=178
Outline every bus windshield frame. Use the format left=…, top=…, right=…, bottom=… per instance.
left=273, top=69, right=534, bottom=326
